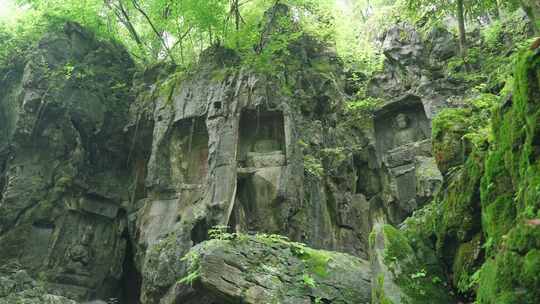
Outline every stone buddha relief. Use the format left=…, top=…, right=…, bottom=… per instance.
left=392, top=113, right=424, bottom=148
left=65, top=225, right=94, bottom=274
left=238, top=110, right=287, bottom=168
left=252, top=124, right=281, bottom=153
left=374, top=96, right=431, bottom=158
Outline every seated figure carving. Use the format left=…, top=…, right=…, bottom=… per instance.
left=244, top=124, right=286, bottom=168
left=65, top=225, right=93, bottom=275
left=392, top=113, right=424, bottom=148
left=252, top=125, right=281, bottom=153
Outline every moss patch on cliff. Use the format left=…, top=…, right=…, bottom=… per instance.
left=385, top=47, right=540, bottom=303
left=474, top=48, right=540, bottom=304
left=379, top=224, right=454, bottom=304
left=372, top=274, right=396, bottom=304
left=419, top=49, right=540, bottom=303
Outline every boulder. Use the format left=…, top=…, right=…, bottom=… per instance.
left=180, top=235, right=371, bottom=304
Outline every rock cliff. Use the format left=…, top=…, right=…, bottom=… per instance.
left=0, top=7, right=538, bottom=304
left=0, top=22, right=135, bottom=301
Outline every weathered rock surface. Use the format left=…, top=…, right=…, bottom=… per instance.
left=369, top=222, right=455, bottom=304
left=369, top=46, right=540, bottom=304
left=0, top=22, right=135, bottom=302
left=0, top=8, right=487, bottom=303
left=0, top=267, right=78, bottom=304
left=181, top=236, right=371, bottom=304
left=368, top=23, right=466, bottom=118
left=126, top=12, right=384, bottom=301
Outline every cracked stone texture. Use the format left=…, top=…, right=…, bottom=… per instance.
left=0, top=266, right=79, bottom=304
left=182, top=236, right=371, bottom=304
left=0, top=11, right=458, bottom=303
left=0, top=22, right=135, bottom=302
left=368, top=23, right=467, bottom=119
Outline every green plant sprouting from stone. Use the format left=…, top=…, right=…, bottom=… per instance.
left=178, top=249, right=201, bottom=286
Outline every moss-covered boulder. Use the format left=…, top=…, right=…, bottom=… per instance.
left=373, top=48, right=540, bottom=303
left=176, top=234, right=371, bottom=304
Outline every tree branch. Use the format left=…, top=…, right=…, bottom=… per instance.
left=106, top=0, right=146, bottom=57
left=131, top=0, right=177, bottom=64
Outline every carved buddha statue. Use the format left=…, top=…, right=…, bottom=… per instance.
left=392, top=113, right=421, bottom=147
left=66, top=225, right=94, bottom=273
left=252, top=124, right=280, bottom=153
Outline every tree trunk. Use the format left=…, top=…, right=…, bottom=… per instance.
left=231, top=0, right=240, bottom=48
left=457, top=0, right=467, bottom=58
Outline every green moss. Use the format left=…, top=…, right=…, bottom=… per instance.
left=412, top=47, right=540, bottom=304
left=369, top=228, right=377, bottom=249
left=435, top=152, right=484, bottom=252
left=155, top=69, right=187, bottom=104
left=475, top=50, right=540, bottom=304
left=452, top=233, right=482, bottom=294
left=299, top=247, right=332, bottom=278
left=372, top=274, right=395, bottom=304
left=431, top=108, right=471, bottom=173
left=303, top=154, right=324, bottom=177
left=178, top=249, right=201, bottom=285
left=235, top=232, right=334, bottom=278
left=383, top=225, right=414, bottom=264
left=481, top=194, right=516, bottom=251
left=476, top=251, right=538, bottom=304
left=381, top=225, right=454, bottom=303
left=210, top=67, right=236, bottom=82
left=432, top=108, right=472, bottom=140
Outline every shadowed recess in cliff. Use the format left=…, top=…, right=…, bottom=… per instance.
left=170, top=117, right=209, bottom=186
left=228, top=108, right=288, bottom=234
left=238, top=109, right=286, bottom=167
left=118, top=235, right=142, bottom=304
left=374, top=95, right=430, bottom=157
left=353, top=154, right=381, bottom=199
left=191, top=218, right=209, bottom=245
left=0, top=156, right=5, bottom=202
left=20, top=221, right=55, bottom=268
left=230, top=175, right=285, bottom=234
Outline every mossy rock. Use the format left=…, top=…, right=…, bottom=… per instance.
left=452, top=233, right=482, bottom=294
left=475, top=49, right=540, bottom=303
left=183, top=234, right=371, bottom=304
left=370, top=224, right=455, bottom=304
left=432, top=108, right=472, bottom=174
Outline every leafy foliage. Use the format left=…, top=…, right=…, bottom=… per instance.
left=178, top=249, right=201, bottom=286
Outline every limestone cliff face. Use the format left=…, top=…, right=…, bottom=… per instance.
left=127, top=40, right=373, bottom=303
left=0, top=18, right=466, bottom=304
left=0, top=23, right=135, bottom=302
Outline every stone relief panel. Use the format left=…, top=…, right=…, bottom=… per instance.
left=374, top=96, right=430, bottom=157
left=238, top=110, right=286, bottom=168
left=373, top=95, right=442, bottom=224
left=169, top=117, right=209, bottom=186
left=21, top=221, right=55, bottom=268
left=231, top=109, right=288, bottom=234
left=45, top=211, right=126, bottom=300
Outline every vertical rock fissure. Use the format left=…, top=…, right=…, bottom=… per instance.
left=0, top=157, right=6, bottom=202
left=119, top=237, right=142, bottom=304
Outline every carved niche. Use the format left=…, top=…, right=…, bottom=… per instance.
left=374, top=94, right=430, bottom=157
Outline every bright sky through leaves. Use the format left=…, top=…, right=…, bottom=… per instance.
left=0, top=0, right=14, bottom=19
